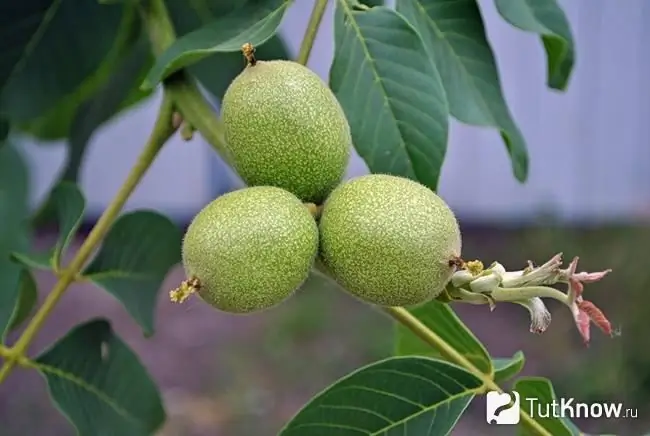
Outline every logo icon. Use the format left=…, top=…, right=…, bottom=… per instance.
left=486, top=391, right=521, bottom=424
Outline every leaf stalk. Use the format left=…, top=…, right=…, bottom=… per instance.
left=296, top=0, right=329, bottom=65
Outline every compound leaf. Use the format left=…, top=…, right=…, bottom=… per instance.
left=494, top=0, right=575, bottom=91
left=396, top=0, right=528, bottom=182
left=35, top=319, right=165, bottom=436
left=395, top=300, right=493, bottom=377
left=330, top=3, right=449, bottom=191
left=280, top=356, right=482, bottom=435
left=83, top=211, right=183, bottom=336
left=143, top=0, right=291, bottom=89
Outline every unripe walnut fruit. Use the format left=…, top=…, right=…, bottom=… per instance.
left=221, top=58, right=352, bottom=204
left=181, top=186, right=319, bottom=313
left=318, top=174, right=462, bottom=307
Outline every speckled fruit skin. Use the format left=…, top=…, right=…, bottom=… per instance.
left=182, top=186, right=319, bottom=313
left=221, top=60, right=352, bottom=204
left=318, top=174, right=462, bottom=307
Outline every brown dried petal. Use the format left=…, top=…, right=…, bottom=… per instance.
left=578, top=300, right=613, bottom=336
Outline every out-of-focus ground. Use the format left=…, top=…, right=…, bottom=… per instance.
left=1, top=225, right=649, bottom=436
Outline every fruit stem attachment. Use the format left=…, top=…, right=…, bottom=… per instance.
left=0, top=93, right=178, bottom=384
left=296, top=0, right=329, bottom=65
left=304, top=202, right=322, bottom=219
left=382, top=307, right=553, bottom=436
left=170, top=276, right=201, bottom=304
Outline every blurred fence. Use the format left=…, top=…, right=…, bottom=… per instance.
left=17, top=0, right=650, bottom=225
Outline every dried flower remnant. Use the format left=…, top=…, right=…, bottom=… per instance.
left=169, top=276, right=201, bottom=304
left=514, top=297, right=552, bottom=334
left=561, top=256, right=613, bottom=344
left=444, top=253, right=614, bottom=345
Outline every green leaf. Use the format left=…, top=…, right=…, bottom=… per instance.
left=494, top=0, right=575, bottom=91
left=143, top=0, right=291, bottom=89
left=0, top=116, right=8, bottom=141
left=35, top=318, right=165, bottom=436
left=165, top=0, right=248, bottom=33
left=0, top=142, right=31, bottom=339
left=360, top=0, right=384, bottom=6
left=0, top=260, right=28, bottom=340
left=0, top=2, right=132, bottom=125
left=7, top=268, right=38, bottom=332
left=493, top=351, right=525, bottom=383
left=395, top=0, right=528, bottom=182
left=190, top=35, right=291, bottom=102
left=16, top=7, right=145, bottom=141
left=279, top=356, right=482, bottom=435
left=83, top=211, right=182, bottom=336
left=10, top=251, right=51, bottom=271
left=160, top=0, right=291, bottom=101
left=62, top=37, right=154, bottom=183
left=330, top=3, right=449, bottom=191
left=514, top=377, right=581, bottom=436
left=394, top=300, right=493, bottom=376
left=14, top=182, right=85, bottom=271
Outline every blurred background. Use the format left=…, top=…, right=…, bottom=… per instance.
left=2, top=0, right=650, bottom=435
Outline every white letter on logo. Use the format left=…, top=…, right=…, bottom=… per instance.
left=590, top=403, right=603, bottom=418
left=575, top=402, right=588, bottom=418
left=560, top=397, right=574, bottom=418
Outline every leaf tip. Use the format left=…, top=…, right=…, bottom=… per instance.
left=547, top=77, right=569, bottom=92
left=514, top=160, right=529, bottom=183
left=139, top=76, right=155, bottom=92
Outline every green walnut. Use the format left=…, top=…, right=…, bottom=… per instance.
left=318, top=174, right=462, bottom=307
left=177, top=186, right=319, bottom=313
left=221, top=46, right=352, bottom=204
